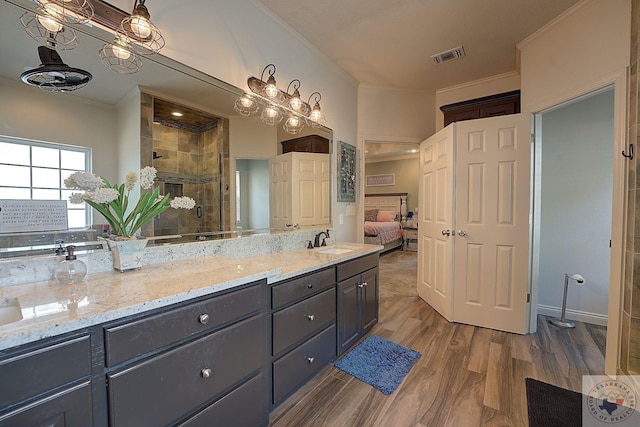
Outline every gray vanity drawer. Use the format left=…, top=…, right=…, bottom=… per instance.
left=271, top=267, right=335, bottom=309
left=272, top=287, right=335, bottom=356
left=105, top=281, right=263, bottom=366
left=272, top=325, right=336, bottom=405
left=0, top=335, right=90, bottom=411
left=336, top=253, right=379, bottom=282
left=108, top=314, right=263, bottom=427
left=178, top=374, right=265, bottom=427
left=0, top=383, right=92, bottom=427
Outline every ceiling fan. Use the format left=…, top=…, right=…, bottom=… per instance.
left=21, top=45, right=92, bottom=92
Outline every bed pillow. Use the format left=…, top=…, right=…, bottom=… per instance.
left=364, top=209, right=378, bottom=222
left=376, top=210, right=397, bottom=222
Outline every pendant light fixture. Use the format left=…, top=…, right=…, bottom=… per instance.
left=234, top=94, right=260, bottom=117
left=33, top=0, right=94, bottom=25
left=99, top=35, right=142, bottom=74
left=20, top=9, right=79, bottom=51
left=117, top=0, right=164, bottom=55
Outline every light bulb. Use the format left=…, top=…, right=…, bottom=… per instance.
left=112, top=42, right=131, bottom=60
left=265, top=106, right=278, bottom=118
left=240, top=96, right=254, bottom=107
left=310, top=107, right=323, bottom=122
left=37, top=13, right=63, bottom=32
left=288, top=116, right=299, bottom=126
left=130, top=16, right=151, bottom=38
left=290, top=96, right=302, bottom=111
left=265, top=83, right=279, bottom=99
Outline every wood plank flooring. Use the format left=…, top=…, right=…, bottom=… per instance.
left=269, top=250, right=606, bottom=427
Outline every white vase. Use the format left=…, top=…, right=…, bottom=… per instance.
left=106, top=238, right=148, bottom=272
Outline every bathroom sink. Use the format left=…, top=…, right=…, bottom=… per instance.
left=315, top=247, right=353, bottom=255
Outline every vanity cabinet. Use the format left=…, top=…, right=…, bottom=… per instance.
left=336, top=253, right=380, bottom=356
left=104, top=280, right=267, bottom=427
left=0, top=333, right=93, bottom=426
left=270, top=267, right=336, bottom=406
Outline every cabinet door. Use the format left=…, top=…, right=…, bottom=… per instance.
left=360, top=268, right=379, bottom=333
left=0, top=383, right=92, bottom=427
left=337, top=276, right=360, bottom=356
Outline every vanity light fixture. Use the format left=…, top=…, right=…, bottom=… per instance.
left=308, top=92, right=326, bottom=127
left=236, top=64, right=327, bottom=134
left=117, top=0, right=165, bottom=55
left=99, top=35, right=142, bottom=74
left=233, top=93, right=260, bottom=117
left=20, top=9, right=79, bottom=51
left=33, top=0, right=95, bottom=25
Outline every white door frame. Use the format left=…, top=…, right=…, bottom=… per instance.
left=527, top=69, right=628, bottom=376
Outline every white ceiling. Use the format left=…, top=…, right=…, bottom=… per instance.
left=258, top=0, right=581, bottom=91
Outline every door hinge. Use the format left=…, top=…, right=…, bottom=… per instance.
left=531, top=133, right=535, bottom=144
left=527, top=293, right=531, bottom=303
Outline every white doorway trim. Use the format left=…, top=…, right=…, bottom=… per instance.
left=527, top=69, right=628, bottom=376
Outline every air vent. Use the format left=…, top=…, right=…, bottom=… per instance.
left=431, top=46, right=466, bottom=64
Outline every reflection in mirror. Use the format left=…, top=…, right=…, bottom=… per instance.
left=0, top=0, right=332, bottom=257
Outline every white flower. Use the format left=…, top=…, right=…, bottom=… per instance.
left=170, top=196, right=196, bottom=209
left=125, top=172, right=137, bottom=191
left=139, top=166, right=157, bottom=190
left=68, top=192, right=86, bottom=204
left=86, top=188, right=120, bottom=204
left=64, top=171, right=104, bottom=190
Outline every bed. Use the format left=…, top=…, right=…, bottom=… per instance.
left=364, top=193, right=407, bottom=252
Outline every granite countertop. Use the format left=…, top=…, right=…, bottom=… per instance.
left=0, top=243, right=381, bottom=351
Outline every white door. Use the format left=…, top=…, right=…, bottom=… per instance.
left=453, top=115, right=531, bottom=334
left=417, top=125, right=455, bottom=321
left=418, top=114, right=531, bottom=334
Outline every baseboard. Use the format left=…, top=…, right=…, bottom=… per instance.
left=537, top=304, right=608, bottom=326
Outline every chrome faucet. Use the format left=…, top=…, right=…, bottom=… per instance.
left=313, top=230, right=330, bottom=247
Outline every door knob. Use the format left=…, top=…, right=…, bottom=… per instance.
left=441, top=229, right=451, bottom=236
left=458, top=230, right=467, bottom=236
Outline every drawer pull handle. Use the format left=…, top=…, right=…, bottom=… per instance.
left=307, top=283, right=313, bottom=289
left=307, top=357, right=315, bottom=364
left=201, top=368, right=212, bottom=379
left=307, top=314, right=315, bottom=321
left=199, top=314, right=210, bottom=324
left=358, top=283, right=364, bottom=288
left=362, top=282, right=368, bottom=287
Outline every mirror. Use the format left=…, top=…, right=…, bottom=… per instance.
left=0, top=0, right=332, bottom=255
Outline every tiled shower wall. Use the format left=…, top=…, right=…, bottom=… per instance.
left=140, top=92, right=230, bottom=238
left=622, top=0, right=640, bottom=375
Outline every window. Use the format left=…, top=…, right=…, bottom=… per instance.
left=0, top=136, right=91, bottom=228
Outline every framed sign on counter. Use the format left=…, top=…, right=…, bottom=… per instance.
left=338, top=141, right=356, bottom=202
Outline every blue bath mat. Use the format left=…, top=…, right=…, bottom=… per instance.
left=334, top=335, right=421, bottom=395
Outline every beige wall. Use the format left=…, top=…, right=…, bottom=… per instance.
left=364, top=158, right=419, bottom=213
left=0, top=76, right=118, bottom=181
left=519, top=0, right=630, bottom=113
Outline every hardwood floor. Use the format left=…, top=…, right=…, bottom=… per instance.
left=269, top=250, right=606, bottom=427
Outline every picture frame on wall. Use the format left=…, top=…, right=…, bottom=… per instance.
left=338, top=141, right=356, bottom=202
left=366, top=173, right=395, bottom=187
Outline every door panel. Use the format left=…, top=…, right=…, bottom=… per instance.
left=417, top=126, right=454, bottom=321
left=453, top=114, right=530, bottom=333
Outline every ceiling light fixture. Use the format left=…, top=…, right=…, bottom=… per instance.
left=117, top=0, right=164, bottom=55
left=235, top=64, right=326, bottom=134
left=21, top=45, right=92, bottom=92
